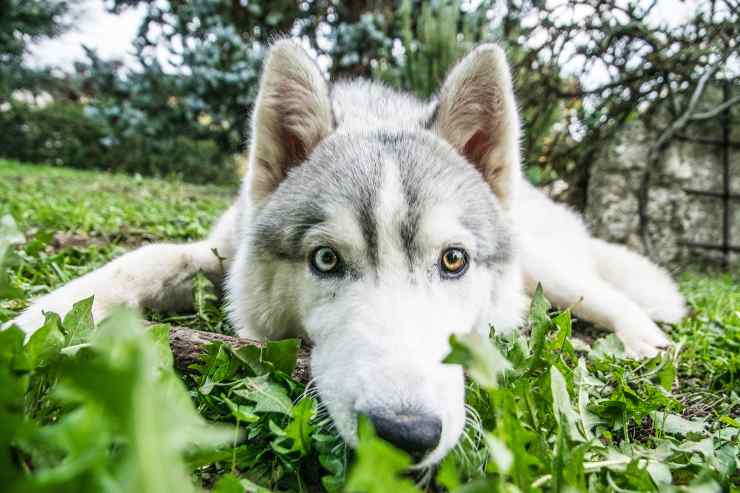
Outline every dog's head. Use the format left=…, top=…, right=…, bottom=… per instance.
left=227, top=41, right=526, bottom=466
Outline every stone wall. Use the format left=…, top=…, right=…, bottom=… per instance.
left=583, top=110, right=738, bottom=269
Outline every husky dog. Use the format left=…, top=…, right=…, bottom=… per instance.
left=8, top=41, right=686, bottom=465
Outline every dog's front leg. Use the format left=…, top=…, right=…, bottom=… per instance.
left=7, top=205, right=237, bottom=336
left=522, top=265, right=671, bottom=358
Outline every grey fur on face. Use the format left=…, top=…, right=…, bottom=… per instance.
left=250, top=125, right=512, bottom=278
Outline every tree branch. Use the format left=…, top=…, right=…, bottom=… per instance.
left=650, top=63, right=721, bottom=160
left=167, top=325, right=311, bottom=383
left=690, top=94, right=740, bottom=121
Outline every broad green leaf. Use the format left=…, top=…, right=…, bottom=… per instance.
left=646, top=460, right=672, bottom=485
left=653, top=412, right=706, bottom=436
left=201, top=342, right=240, bottom=384
left=345, top=416, right=420, bottom=493
left=233, top=338, right=300, bottom=376
left=672, top=438, right=715, bottom=458
left=574, top=358, right=602, bottom=441
left=222, top=395, right=260, bottom=423
left=657, top=355, right=676, bottom=391
left=192, top=271, right=219, bottom=323
left=61, top=297, right=95, bottom=345
left=271, top=397, right=316, bottom=456
left=0, top=214, right=24, bottom=299
left=444, top=333, right=511, bottom=389
left=549, top=308, right=573, bottom=355
left=282, top=397, right=315, bottom=454
left=22, top=309, right=232, bottom=493
left=263, top=338, right=301, bottom=375
left=148, top=323, right=174, bottom=368
left=25, top=312, right=65, bottom=369
left=435, top=455, right=461, bottom=491
left=322, top=474, right=345, bottom=493
left=212, top=474, right=244, bottom=493
left=486, top=388, right=540, bottom=488
left=484, top=434, right=513, bottom=474
left=213, top=473, right=276, bottom=493
left=715, top=443, right=739, bottom=480
left=234, top=374, right=293, bottom=415
left=0, top=326, right=33, bottom=487
left=550, top=366, right=586, bottom=442
left=590, top=335, right=626, bottom=360
left=527, top=283, right=552, bottom=372
left=0, top=215, right=24, bottom=253
left=685, top=473, right=722, bottom=493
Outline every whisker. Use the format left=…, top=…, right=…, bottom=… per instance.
left=448, top=405, right=486, bottom=474
left=414, top=466, right=434, bottom=489
left=464, top=404, right=483, bottom=427
left=453, top=442, right=472, bottom=468
left=295, top=378, right=320, bottom=404
left=331, top=440, right=346, bottom=454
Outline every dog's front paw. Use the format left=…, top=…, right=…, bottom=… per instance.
left=646, top=300, right=688, bottom=325
left=615, top=318, right=671, bottom=359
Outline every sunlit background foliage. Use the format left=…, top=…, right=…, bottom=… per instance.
left=1, top=0, right=738, bottom=205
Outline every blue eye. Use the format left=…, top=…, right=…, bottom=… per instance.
left=440, top=248, right=468, bottom=278
left=310, top=247, right=341, bottom=275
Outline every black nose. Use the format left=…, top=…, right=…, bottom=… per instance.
left=368, top=410, right=442, bottom=459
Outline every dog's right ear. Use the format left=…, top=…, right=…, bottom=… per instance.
left=246, top=40, right=333, bottom=202
left=430, top=44, right=521, bottom=207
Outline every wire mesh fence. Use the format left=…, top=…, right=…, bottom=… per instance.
left=681, top=81, right=738, bottom=270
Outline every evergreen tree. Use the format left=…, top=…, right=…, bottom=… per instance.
left=0, top=0, right=71, bottom=98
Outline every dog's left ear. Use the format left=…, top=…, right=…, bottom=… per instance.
left=246, top=40, right=333, bottom=202
left=430, top=44, right=521, bottom=206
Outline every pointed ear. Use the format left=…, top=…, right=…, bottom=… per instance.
left=430, top=44, right=521, bottom=206
left=246, top=40, right=333, bottom=201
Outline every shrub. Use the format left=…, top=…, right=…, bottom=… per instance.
left=0, top=101, right=238, bottom=184
left=0, top=101, right=107, bottom=167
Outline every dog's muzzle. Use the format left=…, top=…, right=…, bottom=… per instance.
left=367, top=409, right=442, bottom=460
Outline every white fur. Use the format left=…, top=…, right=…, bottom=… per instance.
left=517, top=182, right=684, bottom=357
left=8, top=205, right=238, bottom=333
left=7, top=41, right=686, bottom=467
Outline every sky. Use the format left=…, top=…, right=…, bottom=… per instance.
left=28, top=0, right=696, bottom=71
left=29, top=1, right=144, bottom=69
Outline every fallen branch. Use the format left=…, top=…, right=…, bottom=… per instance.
left=167, top=325, right=311, bottom=382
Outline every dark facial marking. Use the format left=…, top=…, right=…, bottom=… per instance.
left=252, top=201, right=326, bottom=261
left=251, top=127, right=513, bottom=284
left=351, top=157, right=381, bottom=270
left=327, top=84, right=339, bottom=129
left=377, top=129, right=515, bottom=273
left=424, top=101, right=440, bottom=130
left=399, top=172, right=422, bottom=270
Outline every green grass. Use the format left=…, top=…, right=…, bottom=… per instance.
left=1, top=160, right=738, bottom=492
left=0, top=159, right=233, bottom=323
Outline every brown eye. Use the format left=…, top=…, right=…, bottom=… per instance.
left=440, top=248, right=468, bottom=278
left=310, top=246, right=341, bottom=275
